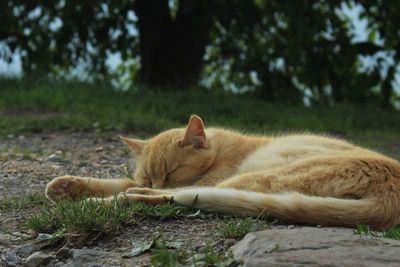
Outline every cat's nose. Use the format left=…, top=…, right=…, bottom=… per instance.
left=152, top=179, right=165, bottom=189
left=145, top=179, right=153, bottom=188
left=137, top=177, right=152, bottom=188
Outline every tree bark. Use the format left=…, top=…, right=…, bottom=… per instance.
left=134, top=0, right=212, bottom=87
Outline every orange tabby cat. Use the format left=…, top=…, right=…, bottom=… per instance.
left=45, top=115, right=400, bottom=230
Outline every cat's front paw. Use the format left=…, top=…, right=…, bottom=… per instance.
left=45, top=176, right=89, bottom=202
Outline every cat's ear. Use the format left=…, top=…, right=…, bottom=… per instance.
left=181, top=115, right=206, bottom=148
left=120, top=136, right=147, bottom=154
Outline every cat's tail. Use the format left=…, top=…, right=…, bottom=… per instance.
left=173, top=187, right=396, bottom=230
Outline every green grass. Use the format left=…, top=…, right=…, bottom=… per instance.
left=355, top=224, right=400, bottom=241
left=4, top=193, right=400, bottom=246
left=383, top=228, right=400, bottom=240
left=22, top=197, right=237, bottom=265
left=26, top=199, right=133, bottom=234
left=25, top=199, right=191, bottom=235
left=217, top=217, right=274, bottom=239
left=1, top=78, right=400, bottom=138
left=354, top=224, right=371, bottom=235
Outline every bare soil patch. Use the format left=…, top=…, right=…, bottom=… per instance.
left=1, top=131, right=399, bottom=266
left=0, top=132, right=244, bottom=266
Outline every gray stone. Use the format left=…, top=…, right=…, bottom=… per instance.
left=57, top=249, right=121, bottom=267
left=24, top=251, right=53, bottom=267
left=70, top=248, right=112, bottom=259
left=2, top=243, right=38, bottom=266
left=46, top=153, right=70, bottom=164
left=11, top=243, right=36, bottom=258
left=232, top=227, right=400, bottom=267
left=55, top=248, right=71, bottom=260
left=95, top=146, right=104, bottom=152
left=47, top=259, right=64, bottom=267
left=2, top=251, right=21, bottom=266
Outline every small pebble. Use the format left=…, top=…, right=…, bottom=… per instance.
left=56, top=248, right=71, bottom=260
left=25, top=251, right=53, bottom=267
left=224, top=238, right=237, bottom=247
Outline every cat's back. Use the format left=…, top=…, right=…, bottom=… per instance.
left=236, top=134, right=371, bottom=174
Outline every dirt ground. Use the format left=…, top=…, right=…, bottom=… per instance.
left=0, top=132, right=246, bottom=266
left=1, top=131, right=400, bottom=266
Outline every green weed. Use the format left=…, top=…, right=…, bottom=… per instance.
left=355, top=224, right=400, bottom=241
left=217, top=217, right=273, bottom=239
left=383, top=228, right=400, bottom=240
left=354, top=224, right=371, bottom=235
left=25, top=199, right=191, bottom=236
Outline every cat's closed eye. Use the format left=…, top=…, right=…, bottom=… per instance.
left=165, top=165, right=179, bottom=179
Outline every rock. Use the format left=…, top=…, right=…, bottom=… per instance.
left=46, top=153, right=70, bottom=164
left=24, top=251, right=53, bottom=267
left=70, top=248, right=111, bottom=260
left=55, top=248, right=71, bottom=260
left=12, top=243, right=36, bottom=258
left=46, top=154, right=62, bottom=162
left=47, top=259, right=64, bottom=267
left=2, top=250, right=21, bottom=266
left=2, top=243, right=38, bottom=266
left=95, top=146, right=104, bottom=152
left=58, top=249, right=121, bottom=267
left=232, top=227, right=400, bottom=267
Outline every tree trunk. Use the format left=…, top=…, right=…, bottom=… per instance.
left=380, top=64, right=395, bottom=109
left=134, top=0, right=212, bottom=87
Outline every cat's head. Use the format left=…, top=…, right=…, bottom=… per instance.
left=121, top=115, right=216, bottom=188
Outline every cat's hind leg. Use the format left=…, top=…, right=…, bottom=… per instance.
left=45, top=176, right=137, bottom=202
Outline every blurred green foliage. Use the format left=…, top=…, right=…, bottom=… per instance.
left=1, top=78, right=400, bottom=138
left=1, top=0, right=400, bottom=106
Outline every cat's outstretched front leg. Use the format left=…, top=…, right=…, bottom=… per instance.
left=84, top=187, right=175, bottom=205
left=89, top=188, right=174, bottom=205
left=119, top=187, right=174, bottom=205
left=45, top=176, right=137, bottom=202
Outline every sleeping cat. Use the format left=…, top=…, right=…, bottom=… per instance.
left=45, top=115, right=400, bottom=230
